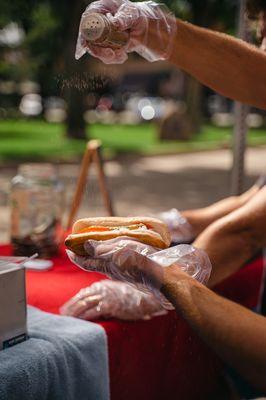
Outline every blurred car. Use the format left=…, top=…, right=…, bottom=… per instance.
left=126, top=96, right=179, bottom=122
left=19, top=94, right=42, bottom=117
left=44, top=97, right=66, bottom=123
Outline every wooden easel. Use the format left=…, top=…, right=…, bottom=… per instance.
left=67, top=140, right=114, bottom=230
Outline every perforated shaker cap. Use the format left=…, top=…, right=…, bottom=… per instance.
left=81, top=13, right=108, bottom=42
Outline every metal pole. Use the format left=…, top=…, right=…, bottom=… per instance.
left=231, top=0, right=249, bottom=195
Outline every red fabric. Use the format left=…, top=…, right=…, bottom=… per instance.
left=0, top=245, right=264, bottom=400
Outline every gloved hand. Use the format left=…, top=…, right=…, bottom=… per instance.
left=67, top=238, right=212, bottom=307
left=60, top=279, right=167, bottom=321
left=67, top=237, right=164, bottom=296
left=157, top=209, right=195, bottom=244
left=75, top=0, right=177, bottom=64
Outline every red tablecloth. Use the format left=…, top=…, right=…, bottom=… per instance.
left=0, top=245, right=264, bottom=400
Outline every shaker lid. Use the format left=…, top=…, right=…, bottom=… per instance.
left=81, top=13, right=108, bottom=42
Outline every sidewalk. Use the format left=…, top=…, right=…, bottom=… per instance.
left=0, top=147, right=265, bottom=243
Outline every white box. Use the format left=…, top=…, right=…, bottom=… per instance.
left=0, top=264, right=27, bottom=350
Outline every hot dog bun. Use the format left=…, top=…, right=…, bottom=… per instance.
left=65, top=216, right=171, bottom=256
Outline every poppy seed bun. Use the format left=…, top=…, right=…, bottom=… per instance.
left=65, top=216, right=171, bottom=256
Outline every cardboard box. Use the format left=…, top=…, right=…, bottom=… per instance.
left=0, top=264, right=27, bottom=350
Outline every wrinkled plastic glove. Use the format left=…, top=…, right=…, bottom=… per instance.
left=67, top=238, right=212, bottom=307
left=157, top=209, right=195, bottom=244
left=60, top=279, right=167, bottom=321
left=75, top=0, right=177, bottom=64
left=67, top=237, right=165, bottom=300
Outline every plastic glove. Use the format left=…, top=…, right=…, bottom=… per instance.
left=67, top=238, right=212, bottom=306
left=60, top=279, right=167, bottom=321
left=75, top=0, right=177, bottom=64
left=157, top=209, right=195, bottom=244
left=67, top=237, right=164, bottom=298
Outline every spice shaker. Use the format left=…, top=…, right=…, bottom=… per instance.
left=80, top=13, right=129, bottom=49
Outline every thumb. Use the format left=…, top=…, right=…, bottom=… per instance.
left=110, top=3, right=140, bottom=31
left=79, top=306, right=103, bottom=321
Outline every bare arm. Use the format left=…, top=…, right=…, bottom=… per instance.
left=149, top=19, right=266, bottom=109
left=161, top=266, right=266, bottom=392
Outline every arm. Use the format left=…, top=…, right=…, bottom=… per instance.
left=161, top=265, right=266, bottom=392
left=150, top=19, right=266, bottom=109
left=78, top=1, right=266, bottom=109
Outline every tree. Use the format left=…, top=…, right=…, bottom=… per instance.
left=55, top=0, right=88, bottom=139
left=1, top=0, right=90, bottom=139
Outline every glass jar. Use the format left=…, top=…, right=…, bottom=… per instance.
left=10, top=163, right=64, bottom=258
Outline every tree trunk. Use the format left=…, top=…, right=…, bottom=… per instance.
left=181, top=1, right=211, bottom=136
left=63, top=0, right=87, bottom=140
left=64, top=75, right=87, bottom=140
left=185, top=75, right=203, bottom=134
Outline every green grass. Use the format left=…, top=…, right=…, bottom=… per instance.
left=0, top=119, right=265, bottom=162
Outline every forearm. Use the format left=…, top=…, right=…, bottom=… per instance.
left=149, top=19, right=266, bottom=109
left=161, top=266, right=266, bottom=391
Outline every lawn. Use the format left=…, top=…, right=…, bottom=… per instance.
left=0, top=119, right=265, bottom=162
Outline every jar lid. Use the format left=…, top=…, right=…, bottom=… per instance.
left=18, top=163, right=58, bottom=180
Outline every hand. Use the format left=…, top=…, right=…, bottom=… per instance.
left=60, top=279, right=167, bottom=321
left=75, top=0, right=177, bottom=64
left=67, top=238, right=212, bottom=310
left=157, top=209, right=195, bottom=244
left=68, top=237, right=164, bottom=291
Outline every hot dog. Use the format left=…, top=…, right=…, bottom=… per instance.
left=65, top=216, right=171, bottom=256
